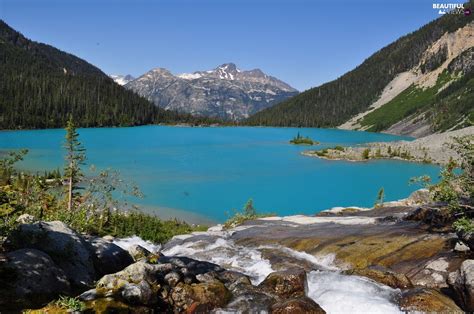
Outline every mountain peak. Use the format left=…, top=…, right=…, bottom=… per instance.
left=214, top=63, right=240, bottom=80
left=109, top=74, right=135, bottom=86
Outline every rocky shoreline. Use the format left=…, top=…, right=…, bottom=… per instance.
left=2, top=189, right=474, bottom=313
left=304, top=126, right=474, bottom=166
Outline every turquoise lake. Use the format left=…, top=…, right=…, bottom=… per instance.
left=0, top=126, right=441, bottom=224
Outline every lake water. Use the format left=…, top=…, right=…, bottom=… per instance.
left=0, top=126, right=440, bottom=224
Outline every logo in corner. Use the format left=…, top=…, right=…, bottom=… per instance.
left=432, top=3, right=468, bottom=15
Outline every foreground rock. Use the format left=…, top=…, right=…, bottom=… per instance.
left=84, top=236, right=134, bottom=277
left=399, top=287, right=463, bottom=312
left=6, top=221, right=96, bottom=289
left=448, top=259, right=474, bottom=311
left=271, top=297, right=326, bottom=314
left=0, top=249, right=71, bottom=310
left=258, top=268, right=307, bottom=298
left=79, top=257, right=326, bottom=313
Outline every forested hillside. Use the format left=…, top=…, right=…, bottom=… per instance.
left=0, top=20, right=213, bottom=129
left=246, top=7, right=473, bottom=131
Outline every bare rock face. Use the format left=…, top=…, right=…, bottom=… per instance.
left=6, top=221, right=96, bottom=289
left=0, top=249, right=71, bottom=310
left=448, top=259, right=474, bottom=311
left=125, top=63, right=298, bottom=121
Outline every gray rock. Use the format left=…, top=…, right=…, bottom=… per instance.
left=78, top=288, right=100, bottom=301
left=7, top=221, right=95, bottom=288
left=458, top=230, right=474, bottom=251
left=164, top=271, right=181, bottom=287
left=448, top=259, right=474, bottom=311
left=15, top=214, right=35, bottom=224
left=85, top=236, right=133, bottom=277
left=455, top=241, right=470, bottom=252
left=127, top=244, right=152, bottom=261
left=121, top=281, right=153, bottom=305
left=0, top=249, right=70, bottom=310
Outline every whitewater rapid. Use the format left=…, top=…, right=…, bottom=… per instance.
left=115, top=225, right=402, bottom=313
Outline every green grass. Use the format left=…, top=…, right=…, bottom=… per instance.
left=360, top=71, right=454, bottom=132
left=54, top=296, right=85, bottom=311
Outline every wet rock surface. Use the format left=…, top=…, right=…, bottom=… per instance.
left=271, top=296, right=326, bottom=314
left=399, top=287, right=463, bottom=312
left=344, top=265, right=413, bottom=289
left=258, top=268, right=308, bottom=298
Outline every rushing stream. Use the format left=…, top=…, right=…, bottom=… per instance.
left=115, top=224, right=402, bottom=313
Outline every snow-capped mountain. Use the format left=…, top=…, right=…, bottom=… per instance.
left=124, top=63, right=298, bottom=120
left=110, top=74, right=135, bottom=86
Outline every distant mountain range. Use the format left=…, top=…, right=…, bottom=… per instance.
left=112, top=63, right=298, bottom=120
left=247, top=11, right=473, bottom=137
left=0, top=20, right=216, bottom=129
left=109, top=74, right=135, bottom=86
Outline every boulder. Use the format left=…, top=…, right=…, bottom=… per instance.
left=258, top=268, right=307, bottom=298
left=0, top=249, right=70, bottom=310
left=399, top=287, right=463, bottom=312
left=171, top=281, right=231, bottom=312
left=6, top=221, right=95, bottom=289
left=404, top=206, right=454, bottom=231
left=121, top=281, right=154, bottom=305
left=345, top=266, right=412, bottom=289
left=85, top=236, right=134, bottom=277
left=448, top=259, right=474, bottom=311
left=271, top=296, right=326, bottom=314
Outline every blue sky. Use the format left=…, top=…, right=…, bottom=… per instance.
left=0, top=0, right=458, bottom=90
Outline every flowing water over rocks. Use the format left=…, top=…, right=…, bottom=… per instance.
left=161, top=225, right=403, bottom=313
left=156, top=201, right=470, bottom=313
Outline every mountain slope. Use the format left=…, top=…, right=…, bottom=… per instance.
left=0, top=20, right=204, bottom=129
left=125, top=63, right=298, bottom=120
left=246, top=8, right=473, bottom=135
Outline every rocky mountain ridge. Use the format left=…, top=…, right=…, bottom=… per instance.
left=339, top=22, right=474, bottom=137
left=246, top=10, right=473, bottom=137
left=122, top=63, right=298, bottom=120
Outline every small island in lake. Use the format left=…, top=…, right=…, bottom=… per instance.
left=289, top=132, right=319, bottom=145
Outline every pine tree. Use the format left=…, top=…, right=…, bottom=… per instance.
left=376, top=187, right=385, bottom=207
left=64, top=115, right=86, bottom=211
